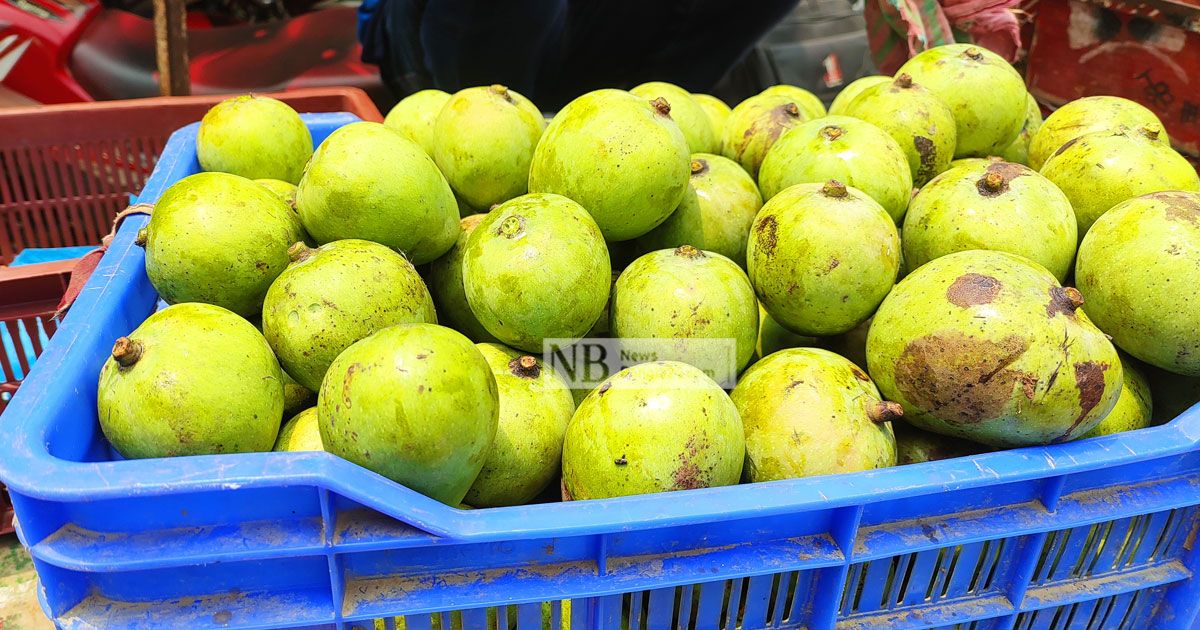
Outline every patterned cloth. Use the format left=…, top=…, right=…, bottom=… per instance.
left=867, top=0, right=1022, bottom=74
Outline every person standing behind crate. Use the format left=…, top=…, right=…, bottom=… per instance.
left=358, top=0, right=799, bottom=110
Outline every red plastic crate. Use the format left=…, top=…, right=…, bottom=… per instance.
left=1026, top=0, right=1200, bottom=156
left=0, top=87, right=383, bottom=534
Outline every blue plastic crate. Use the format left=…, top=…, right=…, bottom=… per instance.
left=2, top=113, right=1200, bottom=630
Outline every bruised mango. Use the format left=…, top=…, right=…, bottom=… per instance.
left=1082, top=355, right=1152, bottom=438
left=867, top=250, right=1122, bottom=447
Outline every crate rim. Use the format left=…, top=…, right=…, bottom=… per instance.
left=2, top=113, right=1199, bottom=545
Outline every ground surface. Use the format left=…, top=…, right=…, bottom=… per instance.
left=0, top=536, right=53, bottom=629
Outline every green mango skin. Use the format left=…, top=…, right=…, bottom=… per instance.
left=734, top=348, right=896, bottom=481
left=1146, top=366, right=1200, bottom=423
left=274, top=407, right=323, bottom=452
left=747, top=182, right=901, bottom=336
left=755, top=305, right=816, bottom=361
left=561, top=361, right=744, bottom=501
left=636, top=154, right=763, bottom=268
left=693, top=94, right=731, bottom=140
left=426, top=214, right=499, bottom=343
left=98, top=303, right=283, bottom=459
left=463, top=193, right=611, bottom=352
left=828, top=75, right=890, bottom=116
left=758, top=116, right=913, bottom=223
left=721, top=92, right=808, bottom=179
left=529, top=89, right=690, bottom=241
left=997, top=92, right=1044, bottom=166
left=948, top=157, right=1001, bottom=170
left=894, top=423, right=987, bottom=465
left=760, top=85, right=827, bottom=119
left=464, top=344, right=575, bottom=507
left=1028, top=95, right=1168, bottom=171
left=866, top=250, right=1123, bottom=447
left=630, top=82, right=717, bottom=154
left=383, top=89, right=451, bottom=156
left=1040, top=128, right=1200, bottom=241
left=262, top=239, right=437, bottom=392
left=281, top=370, right=315, bottom=418
left=296, top=121, right=459, bottom=264
left=1076, top=191, right=1200, bottom=376
left=433, top=85, right=546, bottom=211
left=143, top=172, right=303, bottom=317
left=843, top=75, right=957, bottom=187
left=611, top=246, right=759, bottom=373
left=902, top=161, right=1077, bottom=282
left=318, top=323, right=498, bottom=505
left=897, top=44, right=1026, bottom=158
left=1082, top=355, right=1152, bottom=438
left=196, top=95, right=312, bottom=184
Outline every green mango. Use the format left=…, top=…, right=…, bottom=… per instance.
left=630, top=82, right=717, bottom=153
left=274, top=407, right=323, bottom=452
left=197, top=95, right=311, bottom=184
left=842, top=73, right=957, bottom=186
left=383, top=89, right=451, bottom=156
left=1028, top=95, right=1167, bottom=170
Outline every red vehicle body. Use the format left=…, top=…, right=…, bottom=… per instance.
left=0, top=0, right=384, bottom=104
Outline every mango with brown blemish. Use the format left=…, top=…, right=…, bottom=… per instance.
left=1040, top=127, right=1200, bottom=242
left=1076, top=191, right=1200, bottom=376
left=758, top=116, right=912, bottom=223
left=747, top=181, right=900, bottom=336
left=901, top=160, right=1077, bottom=282
left=720, top=92, right=809, bottom=179
left=528, top=89, right=690, bottom=241
left=561, top=361, right=744, bottom=500
left=842, top=74, right=957, bottom=186
left=733, top=347, right=898, bottom=481
left=318, top=323, right=498, bottom=505
left=866, top=250, right=1122, bottom=447
left=1082, top=355, right=1152, bottom=438
left=896, top=44, right=1026, bottom=158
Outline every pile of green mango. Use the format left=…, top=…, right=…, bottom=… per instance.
left=98, top=44, right=1200, bottom=514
